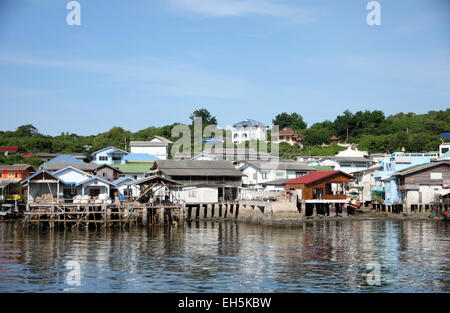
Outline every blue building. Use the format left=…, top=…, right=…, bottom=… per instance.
left=373, top=152, right=439, bottom=205
left=91, top=146, right=129, bottom=165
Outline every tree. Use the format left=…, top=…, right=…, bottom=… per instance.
left=15, top=124, right=38, bottom=137
left=272, top=112, right=307, bottom=132
left=189, top=108, right=217, bottom=126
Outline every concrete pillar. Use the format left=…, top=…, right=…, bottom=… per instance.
left=329, top=204, right=336, bottom=217
left=198, top=205, right=204, bottom=219
left=312, top=205, right=317, bottom=217
left=342, top=205, right=348, bottom=217
left=207, top=204, right=214, bottom=218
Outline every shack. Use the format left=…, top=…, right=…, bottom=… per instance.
left=284, top=170, right=355, bottom=201
left=150, top=160, right=244, bottom=203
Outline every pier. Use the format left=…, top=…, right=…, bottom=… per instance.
left=22, top=202, right=184, bottom=229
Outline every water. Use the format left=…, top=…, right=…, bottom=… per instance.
left=0, top=220, right=449, bottom=292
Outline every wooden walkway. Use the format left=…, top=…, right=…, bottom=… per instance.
left=22, top=202, right=183, bottom=229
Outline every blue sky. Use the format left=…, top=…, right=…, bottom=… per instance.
left=0, top=0, right=449, bottom=136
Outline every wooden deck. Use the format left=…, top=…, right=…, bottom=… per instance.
left=23, top=202, right=184, bottom=229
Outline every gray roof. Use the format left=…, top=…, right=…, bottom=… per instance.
left=128, top=175, right=181, bottom=186
left=261, top=178, right=291, bottom=186
left=0, top=179, right=21, bottom=188
left=394, top=161, right=450, bottom=177
left=34, top=153, right=85, bottom=158
left=151, top=136, right=173, bottom=144
left=130, top=141, right=168, bottom=147
left=0, top=164, right=34, bottom=170
left=244, top=161, right=316, bottom=171
left=324, top=156, right=375, bottom=163
left=154, top=160, right=244, bottom=177
left=42, top=162, right=99, bottom=172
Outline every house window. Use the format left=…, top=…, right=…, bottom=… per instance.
left=430, top=173, right=442, bottom=180
left=99, top=156, right=108, bottom=161
left=312, top=188, right=323, bottom=200
left=325, top=183, right=333, bottom=195
left=262, top=172, right=268, bottom=179
left=112, top=156, right=122, bottom=161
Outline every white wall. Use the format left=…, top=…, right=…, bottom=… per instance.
left=115, top=182, right=140, bottom=198
left=54, top=168, right=91, bottom=184
left=176, top=187, right=218, bottom=203
left=130, top=146, right=167, bottom=159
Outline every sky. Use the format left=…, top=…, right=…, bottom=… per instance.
left=0, top=0, right=449, bottom=136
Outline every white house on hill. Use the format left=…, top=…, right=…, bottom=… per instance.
left=232, top=119, right=268, bottom=144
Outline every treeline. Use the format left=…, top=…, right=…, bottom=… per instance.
left=0, top=109, right=448, bottom=163
left=275, top=109, right=449, bottom=154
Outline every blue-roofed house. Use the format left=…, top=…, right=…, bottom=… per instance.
left=91, top=146, right=129, bottom=165
left=232, top=119, right=268, bottom=144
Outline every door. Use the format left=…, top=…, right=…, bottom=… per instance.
left=90, top=188, right=100, bottom=198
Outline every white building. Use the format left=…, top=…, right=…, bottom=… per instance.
left=335, top=145, right=369, bottom=158
left=129, top=136, right=172, bottom=160
left=309, top=157, right=376, bottom=175
left=112, top=176, right=140, bottom=199
left=239, top=160, right=316, bottom=190
left=231, top=119, right=268, bottom=144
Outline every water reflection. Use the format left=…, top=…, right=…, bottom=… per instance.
left=0, top=220, right=448, bottom=292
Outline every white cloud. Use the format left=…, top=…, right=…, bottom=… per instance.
left=168, top=0, right=315, bottom=23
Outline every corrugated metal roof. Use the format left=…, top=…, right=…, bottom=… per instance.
left=262, top=178, right=291, bottom=186
left=46, top=154, right=83, bottom=164
left=91, top=146, right=128, bottom=156
left=21, top=168, right=67, bottom=184
left=42, top=162, right=99, bottom=171
left=394, top=161, right=450, bottom=177
left=0, top=164, right=34, bottom=170
left=128, top=175, right=181, bottom=186
left=150, top=136, right=173, bottom=143
left=155, top=160, right=244, bottom=177
left=125, top=153, right=159, bottom=162
left=112, top=176, right=135, bottom=185
left=0, top=146, right=18, bottom=153
left=76, top=176, right=115, bottom=186
left=129, top=141, right=168, bottom=147
left=109, top=163, right=154, bottom=173
left=244, top=161, right=316, bottom=171
left=0, top=179, right=22, bottom=188
left=284, top=171, right=355, bottom=185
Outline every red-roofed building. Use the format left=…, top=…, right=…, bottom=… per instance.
left=273, top=127, right=304, bottom=147
left=284, top=170, right=355, bottom=200
left=0, top=146, right=19, bottom=156
left=20, top=153, right=35, bottom=158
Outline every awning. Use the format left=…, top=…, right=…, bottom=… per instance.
left=0, top=179, right=21, bottom=188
